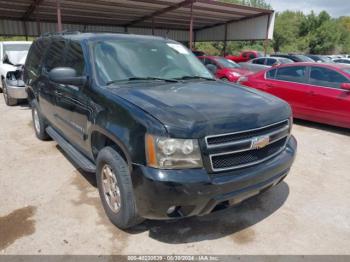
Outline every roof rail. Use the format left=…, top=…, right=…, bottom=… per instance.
left=40, top=30, right=81, bottom=37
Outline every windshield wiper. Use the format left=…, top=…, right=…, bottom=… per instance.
left=175, top=75, right=216, bottom=81
left=106, top=77, right=178, bottom=85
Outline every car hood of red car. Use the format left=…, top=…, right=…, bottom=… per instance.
left=225, top=67, right=252, bottom=75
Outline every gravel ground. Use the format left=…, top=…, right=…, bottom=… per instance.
left=0, top=97, right=349, bottom=255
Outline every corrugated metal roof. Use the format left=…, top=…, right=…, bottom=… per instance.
left=0, top=0, right=272, bottom=30
left=0, top=0, right=274, bottom=41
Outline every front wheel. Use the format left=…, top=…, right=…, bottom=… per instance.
left=2, top=79, right=17, bottom=106
left=31, top=103, right=50, bottom=140
left=96, top=147, right=143, bottom=229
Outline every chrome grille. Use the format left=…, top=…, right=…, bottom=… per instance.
left=205, top=120, right=290, bottom=172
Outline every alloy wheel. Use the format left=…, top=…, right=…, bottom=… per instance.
left=33, top=109, right=41, bottom=134
left=101, top=164, right=121, bottom=213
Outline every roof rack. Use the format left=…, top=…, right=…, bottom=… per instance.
left=40, top=30, right=81, bottom=37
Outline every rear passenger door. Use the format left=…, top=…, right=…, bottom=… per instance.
left=306, top=66, right=350, bottom=126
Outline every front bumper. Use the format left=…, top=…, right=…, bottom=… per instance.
left=6, top=84, right=27, bottom=99
left=131, top=135, right=297, bottom=220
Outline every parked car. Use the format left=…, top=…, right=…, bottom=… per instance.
left=226, top=50, right=262, bottom=63
left=0, top=41, right=32, bottom=105
left=24, top=33, right=297, bottom=229
left=239, top=57, right=293, bottom=72
left=333, top=58, right=350, bottom=64
left=271, top=54, right=314, bottom=62
left=192, top=50, right=205, bottom=57
left=238, top=62, right=350, bottom=128
left=305, top=54, right=334, bottom=63
left=198, top=56, right=252, bottom=82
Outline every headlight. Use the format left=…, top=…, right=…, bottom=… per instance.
left=145, top=134, right=203, bottom=169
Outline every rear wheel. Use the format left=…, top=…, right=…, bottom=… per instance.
left=96, top=147, right=143, bottom=229
left=31, top=103, right=50, bottom=140
left=2, top=79, right=17, bottom=106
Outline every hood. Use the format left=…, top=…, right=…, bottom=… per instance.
left=109, top=80, right=291, bottom=138
left=227, top=68, right=252, bottom=75
left=4, top=51, right=28, bottom=66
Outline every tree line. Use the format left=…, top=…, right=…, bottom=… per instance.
left=196, top=0, right=350, bottom=55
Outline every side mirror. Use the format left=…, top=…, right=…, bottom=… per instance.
left=340, top=83, right=350, bottom=91
left=206, top=64, right=218, bottom=74
left=49, top=67, right=86, bottom=86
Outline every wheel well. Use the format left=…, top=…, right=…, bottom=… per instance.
left=91, top=131, right=129, bottom=165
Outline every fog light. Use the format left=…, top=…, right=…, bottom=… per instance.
left=166, top=206, right=177, bottom=215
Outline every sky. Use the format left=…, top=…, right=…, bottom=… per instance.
left=266, top=0, right=350, bottom=17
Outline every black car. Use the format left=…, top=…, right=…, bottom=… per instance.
left=305, top=54, right=334, bottom=63
left=271, top=54, right=314, bottom=62
left=24, top=32, right=297, bottom=229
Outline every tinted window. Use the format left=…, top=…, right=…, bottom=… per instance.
left=309, top=66, right=349, bottom=88
left=24, top=39, right=49, bottom=84
left=266, top=68, right=277, bottom=79
left=275, top=66, right=307, bottom=83
left=43, top=40, right=65, bottom=72
left=248, top=53, right=256, bottom=59
left=252, top=58, right=265, bottom=65
left=65, top=41, right=85, bottom=76
left=266, top=58, right=277, bottom=66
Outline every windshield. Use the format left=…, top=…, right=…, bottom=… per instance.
left=92, top=39, right=214, bottom=85
left=341, top=68, right=350, bottom=74
left=214, top=57, right=240, bottom=68
left=3, top=43, right=31, bottom=52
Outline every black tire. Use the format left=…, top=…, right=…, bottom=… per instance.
left=2, top=79, right=17, bottom=106
left=31, top=102, right=50, bottom=140
left=96, top=147, right=143, bottom=229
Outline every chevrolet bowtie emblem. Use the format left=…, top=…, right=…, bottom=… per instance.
left=251, top=135, right=270, bottom=149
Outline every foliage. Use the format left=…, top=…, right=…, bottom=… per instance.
left=196, top=0, right=350, bottom=55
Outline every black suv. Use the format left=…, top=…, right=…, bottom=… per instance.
left=24, top=33, right=297, bottom=229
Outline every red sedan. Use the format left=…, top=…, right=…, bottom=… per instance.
left=198, top=56, right=253, bottom=82
left=239, top=63, right=350, bottom=128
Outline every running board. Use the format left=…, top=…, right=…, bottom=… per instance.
left=46, top=126, right=96, bottom=173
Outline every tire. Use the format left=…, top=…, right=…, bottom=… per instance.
left=2, top=79, right=17, bottom=106
left=96, top=147, right=143, bottom=229
left=31, top=102, right=50, bottom=140
left=221, top=77, right=229, bottom=82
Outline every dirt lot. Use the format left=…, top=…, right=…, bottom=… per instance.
left=0, top=97, right=350, bottom=255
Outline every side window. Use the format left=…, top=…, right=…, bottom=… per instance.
left=249, top=53, right=256, bottom=59
left=309, top=67, right=349, bottom=88
left=266, top=58, right=276, bottom=66
left=64, top=41, right=85, bottom=76
left=266, top=68, right=277, bottom=79
left=275, top=66, right=307, bottom=83
left=43, top=40, right=65, bottom=72
left=252, top=58, right=265, bottom=65
left=24, top=39, right=50, bottom=84
left=204, top=58, right=219, bottom=68
left=242, top=52, right=248, bottom=58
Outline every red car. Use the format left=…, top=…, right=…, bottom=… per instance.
left=199, top=56, right=252, bottom=82
left=239, top=62, right=350, bottom=128
left=225, top=50, right=262, bottom=63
